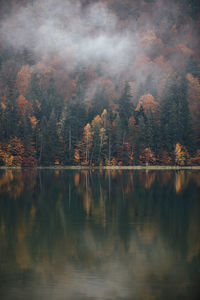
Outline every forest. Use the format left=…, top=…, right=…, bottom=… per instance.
left=0, top=0, right=200, bottom=166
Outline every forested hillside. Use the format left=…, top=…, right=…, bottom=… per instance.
left=0, top=0, right=200, bottom=166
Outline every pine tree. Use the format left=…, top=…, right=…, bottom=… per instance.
left=112, top=114, right=122, bottom=163
left=18, top=108, right=32, bottom=145
left=177, top=76, right=194, bottom=152
left=144, top=74, right=157, bottom=99
left=160, top=79, right=179, bottom=153
left=3, top=90, right=19, bottom=141
left=101, top=109, right=110, bottom=164
left=88, top=84, right=109, bottom=122
left=186, top=55, right=200, bottom=80
left=118, top=82, right=133, bottom=133
left=61, top=99, right=87, bottom=164
left=91, top=115, right=102, bottom=165
left=160, top=76, right=194, bottom=155
left=0, top=104, right=3, bottom=141
left=146, top=110, right=160, bottom=155
left=40, top=110, right=60, bottom=165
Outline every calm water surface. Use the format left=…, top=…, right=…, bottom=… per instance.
left=0, top=169, right=200, bottom=300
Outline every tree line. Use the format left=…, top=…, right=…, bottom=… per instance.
left=0, top=68, right=200, bottom=166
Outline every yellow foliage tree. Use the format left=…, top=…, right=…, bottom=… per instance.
left=174, top=143, right=190, bottom=166
left=79, top=123, right=93, bottom=165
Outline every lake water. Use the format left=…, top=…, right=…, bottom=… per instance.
left=0, top=169, right=200, bottom=300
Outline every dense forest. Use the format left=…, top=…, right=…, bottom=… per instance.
left=0, top=0, right=200, bottom=166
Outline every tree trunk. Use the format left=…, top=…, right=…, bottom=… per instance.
left=108, top=136, right=111, bottom=164
left=69, top=126, right=71, bottom=151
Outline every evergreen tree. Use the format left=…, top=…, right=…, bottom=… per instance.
left=3, top=91, right=19, bottom=141
left=40, top=110, right=59, bottom=165
left=75, top=69, right=87, bottom=102
left=138, top=114, right=147, bottom=149
left=88, top=84, right=109, bottom=122
left=101, top=109, right=112, bottom=164
left=23, top=109, right=33, bottom=145
left=118, top=82, right=133, bottom=134
left=112, top=114, right=123, bottom=162
left=26, top=73, right=42, bottom=104
left=161, top=79, right=179, bottom=153
left=146, top=110, right=161, bottom=155
left=91, top=115, right=102, bottom=165
left=45, top=74, right=62, bottom=120
left=18, top=108, right=32, bottom=144
left=160, top=76, right=194, bottom=154
left=144, top=75, right=157, bottom=99
left=61, top=99, right=87, bottom=164
left=177, top=76, right=194, bottom=152
left=186, top=55, right=200, bottom=80
left=0, top=104, right=3, bottom=141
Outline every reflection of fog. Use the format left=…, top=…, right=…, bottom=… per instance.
left=0, top=169, right=200, bottom=299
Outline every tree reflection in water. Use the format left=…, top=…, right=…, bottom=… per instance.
left=0, top=169, right=200, bottom=300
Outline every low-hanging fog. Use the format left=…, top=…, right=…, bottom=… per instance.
left=0, top=0, right=199, bottom=92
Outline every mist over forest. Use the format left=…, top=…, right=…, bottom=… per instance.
left=0, top=0, right=200, bottom=166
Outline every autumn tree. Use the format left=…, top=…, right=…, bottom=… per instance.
left=79, top=123, right=93, bottom=165
left=174, top=143, right=190, bottom=166
left=90, top=114, right=107, bottom=165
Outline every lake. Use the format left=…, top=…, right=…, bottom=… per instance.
left=0, top=169, right=200, bottom=300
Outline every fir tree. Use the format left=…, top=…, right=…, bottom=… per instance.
left=118, top=82, right=133, bottom=133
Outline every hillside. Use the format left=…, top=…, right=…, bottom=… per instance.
left=0, top=0, right=200, bottom=166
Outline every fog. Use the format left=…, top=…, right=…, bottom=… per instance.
left=1, top=1, right=132, bottom=70
left=0, top=0, right=199, bottom=94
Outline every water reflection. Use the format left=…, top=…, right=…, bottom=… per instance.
left=0, top=169, right=200, bottom=300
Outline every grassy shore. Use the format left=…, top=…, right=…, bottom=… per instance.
left=0, top=165, right=200, bottom=170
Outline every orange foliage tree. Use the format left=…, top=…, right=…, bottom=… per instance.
left=77, top=123, right=93, bottom=165
left=16, top=65, right=33, bottom=96
left=159, top=150, right=172, bottom=165
left=136, top=94, right=160, bottom=115
left=16, top=95, right=33, bottom=116
left=174, top=143, right=190, bottom=166
left=191, top=149, right=200, bottom=166
left=139, top=147, right=157, bottom=165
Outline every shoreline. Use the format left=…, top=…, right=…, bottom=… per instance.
left=0, top=165, right=200, bottom=170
